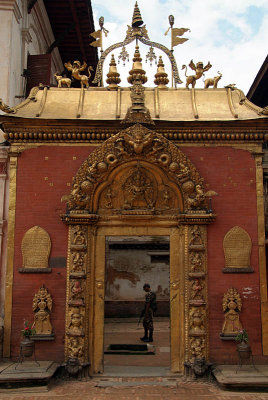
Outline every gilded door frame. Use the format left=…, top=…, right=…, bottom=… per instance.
left=91, top=222, right=185, bottom=374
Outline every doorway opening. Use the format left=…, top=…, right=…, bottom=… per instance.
left=104, top=236, right=170, bottom=369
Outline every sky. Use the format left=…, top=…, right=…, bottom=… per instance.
left=91, top=0, right=268, bottom=95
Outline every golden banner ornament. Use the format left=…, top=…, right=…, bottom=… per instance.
left=90, top=30, right=101, bottom=47
left=172, top=35, right=189, bottom=47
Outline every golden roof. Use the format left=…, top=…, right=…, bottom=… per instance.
left=1, top=85, right=265, bottom=122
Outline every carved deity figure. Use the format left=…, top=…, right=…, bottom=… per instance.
left=123, top=166, right=155, bottom=209
left=189, top=225, right=203, bottom=248
left=73, top=226, right=86, bottom=246
left=191, top=279, right=204, bottom=301
left=70, top=280, right=85, bottom=306
left=32, top=286, right=53, bottom=335
left=222, top=288, right=243, bottom=335
left=71, top=252, right=85, bottom=273
left=190, top=338, right=205, bottom=359
left=190, top=252, right=203, bottom=272
left=68, top=310, right=84, bottom=336
left=190, top=308, right=205, bottom=333
left=68, top=337, right=84, bottom=359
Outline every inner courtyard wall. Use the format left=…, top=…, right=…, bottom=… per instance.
left=10, top=143, right=262, bottom=363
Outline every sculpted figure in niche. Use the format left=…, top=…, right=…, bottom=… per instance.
left=191, top=279, right=204, bottom=301
left=222, top=288, right=243, bottom=335
left=70, top=280, right=85, bottom=306
left=190, top=252, right=203, bottom=272
left=73, top=226, right=86, bottom=246
left=68, top=309, right=84, bottom=336
left=190, top=308, right=205, bottom=333
left=71, top=252, right=85, bottom=273
left=190, top=337, right=205, bottom=360
left=32, top=286, right=53, bottom=335
left=68, top=337, right=84, bottom=359
left=189, top=225, right=203, bottom=248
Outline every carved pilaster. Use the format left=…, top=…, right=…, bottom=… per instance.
left=185, top=224, right=208, bottom=364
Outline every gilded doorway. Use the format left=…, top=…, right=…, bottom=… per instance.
left=104, top=235, right=170, bottom=369
left=61, top=123, right=215, bottom=374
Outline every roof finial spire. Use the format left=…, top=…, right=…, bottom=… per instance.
left=132, top=2, right=143, bottom=27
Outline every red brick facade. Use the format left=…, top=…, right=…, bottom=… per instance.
left=10, top=144, right=263, bottom=363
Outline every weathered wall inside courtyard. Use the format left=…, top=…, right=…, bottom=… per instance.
left=10, top=144, right=262, bottom=363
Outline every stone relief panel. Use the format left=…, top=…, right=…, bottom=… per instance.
left=223, top=226, right=253, bottom=272
left=21, top=226, right=51, bottom=270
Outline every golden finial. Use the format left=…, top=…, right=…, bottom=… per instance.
left=127, top=45, right=147, bottom=85
left=132, top=2, right=143, bottom=27
left=106, top=54, right=121, bottom=90
left=154, top=56, right=169, bottom=89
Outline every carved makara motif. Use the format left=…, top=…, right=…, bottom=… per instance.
left=63, top=123, right=208, bottom=213
left=68, top=308, right=85, bottom=337
left=32, top=286, right=53, bottom=335
left=222, top=287, right=243, bottom=335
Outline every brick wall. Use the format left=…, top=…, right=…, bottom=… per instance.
left=10, top=144, right=263, bottom=364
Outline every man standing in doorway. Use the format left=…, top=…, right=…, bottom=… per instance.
left=140, top=283, right=157, bottom=343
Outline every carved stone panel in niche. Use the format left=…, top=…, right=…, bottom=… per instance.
left=21, top=226, right=51, bottom=270
left=189, top=278, right=205, bottom=305
left=223, top=226, right=253, bottom=272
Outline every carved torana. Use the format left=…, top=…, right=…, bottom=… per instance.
left=64, top=124, right=206, bottom=214
left=32, top=286, right=53, bottom=335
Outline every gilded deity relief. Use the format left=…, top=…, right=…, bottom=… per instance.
left=221, top=288, right=243, bottom=336
left=189, top=307, right=206, bottom=335
left=189, top=279, right=205, bottom=304
left=32, top=286, right=53, bottom=335
left=69, top=280, right=85, bottom=306
left=190, top=337, right=205, bottom=361
left=68, top=337, right=84, bottom=360
left=68, top=308, right=85, bottom=337
left=189, top=225, right=204, bottom=250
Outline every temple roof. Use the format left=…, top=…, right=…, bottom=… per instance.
left=1, top=86, right=266, bottom=123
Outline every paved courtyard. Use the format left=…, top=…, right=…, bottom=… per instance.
left=1, top=377, right=268, bottom=400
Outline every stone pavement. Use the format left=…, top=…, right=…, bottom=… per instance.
left=1, top=377, right=268, bottom=399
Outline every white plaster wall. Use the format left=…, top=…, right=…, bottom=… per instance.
left=0, top=0, right=63, bottom=109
